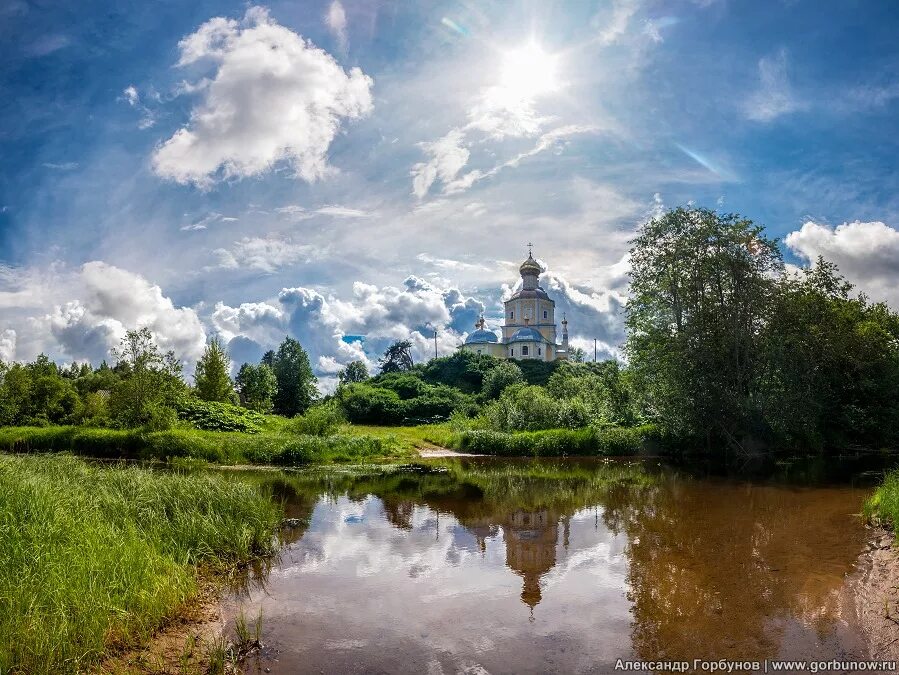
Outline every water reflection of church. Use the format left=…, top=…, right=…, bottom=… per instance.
left=466, top=508, right=571, bottom=609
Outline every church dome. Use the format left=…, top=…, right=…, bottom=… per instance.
left=465, top=328, right=499, bottom=344
left=509, top=327, right=546, bottom=343
left=519, top=254, right=541, bottom=276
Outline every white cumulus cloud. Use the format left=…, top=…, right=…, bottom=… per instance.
left=152, top=6, right=373, bottom=187
left=785, top=220, right=899, bottom=307
left=0, top=329, right=15, bottom=362
left=48, top=262, right=208, bottom=367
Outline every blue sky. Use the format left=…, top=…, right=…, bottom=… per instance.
left=2, top=0, right=899, bottom=386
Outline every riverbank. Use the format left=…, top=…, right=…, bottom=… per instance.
left=852, top=470, right=899, bottom=661
left=0, top=422, right=660, bottom=467
left=0, top=454, right=281, bottom=674
left=0, top=424, right=418, bottom=465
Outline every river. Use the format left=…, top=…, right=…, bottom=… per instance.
left=218, top=456, right=885, bottom=674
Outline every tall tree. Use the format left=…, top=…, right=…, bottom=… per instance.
left=235, top=362, right=277, bottom=412
left=378, top=340, right=414, bottom=374
left=625, top=207, right=782, bottom=446
left=338, top=360, right=369, bottom=384
left=759, top=258, right=899, bottom=449
left=109, top=328, right=184, bottom=428
left=271, top=337, right=318, bottom=417
left=194, top=337, right=236, bottom=403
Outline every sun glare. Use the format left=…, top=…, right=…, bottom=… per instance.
left=498, top=41, right=561, bottom=101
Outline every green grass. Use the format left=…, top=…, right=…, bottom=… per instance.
left=345, top=423, right=455, bottom=453
left=864, top=469, right=899, bottom=534
left=0, top=454, right=282, bottom=674
left=446, top=424, right=660, bottom=456
left=0, top=424, right=414, bottom=466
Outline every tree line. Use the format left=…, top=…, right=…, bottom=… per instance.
left=1, top=206, right=897, bottom=453
left=0, top=330, right=319, bottom=429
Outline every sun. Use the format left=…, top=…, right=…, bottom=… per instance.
left=498, top=41, right=561, bottom=101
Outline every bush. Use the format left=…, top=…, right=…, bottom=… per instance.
left=374, top=372, right=430, bottom=399
left=400, top=384, right=470, bottom=423
left=453, top=424, right=659, bottom=457
left=481, top=385, right=559, bottom=432
left=175, top=397, right=264, bottom=433
left=336, top=384, right=404, bottom=425
left=481, top=361, right=524, bottom=400
left=558, top=397, right=591, bottom=429
left=291, top=403, right=345, bottom=436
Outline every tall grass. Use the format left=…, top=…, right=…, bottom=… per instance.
left=864, top=469, right=899, bottom=535
left=448, top=424, right=660, bottom=456
left=0, top=425, right=409, bottom=466
left=0, top=454, right=281, bottom=674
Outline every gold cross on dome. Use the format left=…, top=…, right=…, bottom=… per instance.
left=527, top=242, right=533, bottom=257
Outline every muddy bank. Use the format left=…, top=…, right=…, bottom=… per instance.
left=96, top=582, right=226, bottom=674
left=851, top=527, right=899, bottom=661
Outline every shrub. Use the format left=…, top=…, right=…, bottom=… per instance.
left=291, top=403, right=345, bottom=436
left=400, top=385, right=470, bottom=423
left=481, top=361, right=524, bottom=400
left=336, top=383, right=404, bottom=425
left=557, top=397, right=591, bottom=429
left=175, top=397, right=264, bottom=433
left=374, top=372, right=429, bottom=399
left=453, top=424, right=659, bottom=457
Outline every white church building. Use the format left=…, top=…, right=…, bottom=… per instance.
left=459, top=248, right=569, bottom=362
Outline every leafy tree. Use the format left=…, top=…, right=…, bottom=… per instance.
left=420, top=351, right=494, bottom=393
left=625, top=207, right=782, bottom=446
left=194, top=337, right=236, bottom=403
left=338, top=360, right=369, bottom=384
left=108, top=328, right=184, bottom=429
left=235, top=362, right=277, bottom=413
left=546, top=361, right=637, bottom=427
left=378, top=340, right=414, bottom=374
left=271, top=337, right=318, bottom=417
left=482, top=361, right=524, bottom=399
left=569, top=347, right=587, bottom=363
left=758, top=258, right=899, bottom=448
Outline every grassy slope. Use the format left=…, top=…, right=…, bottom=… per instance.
left=0, top=454, right=281, bottom=674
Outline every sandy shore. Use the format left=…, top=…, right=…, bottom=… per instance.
left=851, top=527, right=899, bottom=661
left=416, top=443, right=479, bottom=458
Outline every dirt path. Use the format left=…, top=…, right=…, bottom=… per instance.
left=416, top=442, right=479, bottom=458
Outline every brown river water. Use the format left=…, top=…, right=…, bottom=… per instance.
left=217, top=457, right=885, bottom=674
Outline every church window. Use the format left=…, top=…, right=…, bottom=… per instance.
left=522, top=346, right=529, bottom=356
left=543, top=310, right=548, bottom=319
left=510, top=348, right=514, bottom=356
left=510, top=311, right=514, bottom=319
left=538, top=347, right=541, bottom=356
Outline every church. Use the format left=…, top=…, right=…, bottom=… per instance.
left=459, top=247, right=569, bottom=362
